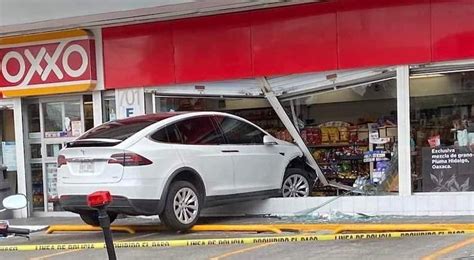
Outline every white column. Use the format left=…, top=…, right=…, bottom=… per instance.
left=92, top=91, right=103, bottom=126
left=396, top=65, right=412, bottom=196
left=12, top=98, right=27, bottom=218
left=91, top=27, right=105, bottom=91
left=90, top=28, right=105, bottom=126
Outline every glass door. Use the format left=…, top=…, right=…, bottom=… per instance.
left=25, top=95, right=93, bottom=213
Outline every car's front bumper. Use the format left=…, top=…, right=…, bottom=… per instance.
left=59, top=195, right=163, bottom=216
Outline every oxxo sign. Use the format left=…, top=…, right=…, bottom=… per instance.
left=0, top=30, right=96, bottom=97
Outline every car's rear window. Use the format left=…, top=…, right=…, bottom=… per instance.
left=77, top=113, right=180, bottom=141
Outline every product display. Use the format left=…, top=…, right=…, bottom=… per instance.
left=31, top=163, right=44, bottom=210
left=411, top=103, right=474, bottom=192
left=46, top=163, right=58, bottom=201
left=231, top=106, right=398, bottom=196
left=308, top=120, right=397, bottom=196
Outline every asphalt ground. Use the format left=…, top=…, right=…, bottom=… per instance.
left=0, top=216, right=473, bottom=260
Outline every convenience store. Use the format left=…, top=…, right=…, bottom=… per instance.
left=1, top=1, right=474, bottom=217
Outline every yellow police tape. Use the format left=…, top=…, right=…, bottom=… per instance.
left=0, top=230, right=472, bottom=252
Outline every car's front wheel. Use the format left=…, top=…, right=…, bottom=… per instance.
left=282, top=168, right=311, bottom=197
left=79, top=211, right=117, bottom=226
left=160, top=181, right=202, bottom=231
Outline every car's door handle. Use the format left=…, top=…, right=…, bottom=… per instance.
left=221, top=150, right=239, bottom=153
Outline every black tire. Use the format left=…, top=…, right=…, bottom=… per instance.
left=281, top=168, right=311, bottom=197
left=79, top=211, right=118, bottom=226
left=160, top=181, right=202, bottom=231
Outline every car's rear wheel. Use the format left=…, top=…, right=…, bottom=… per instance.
left=160, top=181, right=202, bottom=231
left=282, top=168, right=311, bottom=197
left=79, top=211, right=118, bottom=226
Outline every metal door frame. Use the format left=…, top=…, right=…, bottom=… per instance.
left=24, top=95, right=85, bottom=213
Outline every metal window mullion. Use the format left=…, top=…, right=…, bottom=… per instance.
left=396, top=66, right=412, bottom=196
left=258, top=77, right=328, bottom=186
left=79, top=95, right=86, bottom=134
left=152, top=92, right=157, bottom=113
left=38, top=101, right=48, bottom=212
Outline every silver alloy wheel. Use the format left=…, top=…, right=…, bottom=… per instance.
left=173, top=187, right=199, bottom=224
left=282, top=174, right=310, bottom=197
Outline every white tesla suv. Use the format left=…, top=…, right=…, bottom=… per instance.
left=58, top=112, right=316, bottom=230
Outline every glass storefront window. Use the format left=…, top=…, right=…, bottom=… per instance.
left=43, top=102, right=63, bottom=132
left=410, top=70, right=474, bottom=192
left=31, top=163, right=44, bottom=211
left=27, top=103, right=41, bottom=133
left=64, top=101, right=81, bottom=123
left=83, top=95, right=94, bottom=131
left=153, top=96, right=283, bottom=131
left=285, top=80, right=398, bottom=196
left=30, top=143, right=42, bottom=159
left=43, top=101, right=82, bottom=138
left=46, top=144, right=62, bottom=158
left=103, top=96, right=116, bottom=122
left=156, top=97, right=222, bottom=112
left=46, top=163, right=60, bottom=211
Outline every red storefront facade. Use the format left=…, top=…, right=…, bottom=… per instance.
left=102, top=0, right=474, bottom=89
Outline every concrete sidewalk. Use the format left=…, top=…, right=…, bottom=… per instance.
left=5, top=215, right=474, bottom=227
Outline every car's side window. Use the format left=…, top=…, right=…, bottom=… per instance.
left=214, top=116, right=265, bottom=145
left=174, top=116, right=225, bottom=145
left=150, top=124, right=182, bottom=144
left=150, top=127, right=168, bottom=142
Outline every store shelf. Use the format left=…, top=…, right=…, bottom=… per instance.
left=308, top=143, right=368, bottom=148
left=338, top=155, right=365, bottom=161
left=317, top=159, right=364, bottom=165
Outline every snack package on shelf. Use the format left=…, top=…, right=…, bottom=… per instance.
left=275, top=129, right=293, bottom=142
left=328, top=127, right=340, bottom=142
left=349, top=128, right=359, bottom=143
left=305, top=127, right=322, bottom=145
left=339, top=127, right=350, bottom=142
left=321, top=127, right=330, bottom=143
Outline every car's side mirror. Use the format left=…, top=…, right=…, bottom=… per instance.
left=2, top=194, right=27, bottom=210
left=263, top=135, right=278, bottom=145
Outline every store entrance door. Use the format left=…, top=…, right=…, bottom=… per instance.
left=0, top=105, right=17, bottom=211
left=25, top=95, right=93, bottom=215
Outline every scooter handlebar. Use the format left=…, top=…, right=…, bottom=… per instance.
left=6, top=227, right=30, bottom=235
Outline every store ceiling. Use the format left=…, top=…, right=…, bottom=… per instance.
left=0, top=0, right=322, bottom=36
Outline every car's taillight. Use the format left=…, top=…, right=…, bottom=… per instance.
left=108, top=153, right=152, bottom=166
left=57, top=155, right=67, bottom=167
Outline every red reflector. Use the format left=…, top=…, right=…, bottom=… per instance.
left=57, top=155, right=67, bottom=167
left=108, top=153, right=152, bottom=166
left=0, top=221, right=8, bottom=230
left=87, top=191, right=112, bottom=208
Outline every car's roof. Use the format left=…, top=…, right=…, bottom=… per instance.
left=115, top=111, right=245, bottom=124
left=113, top=112, right=184, bottom=124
